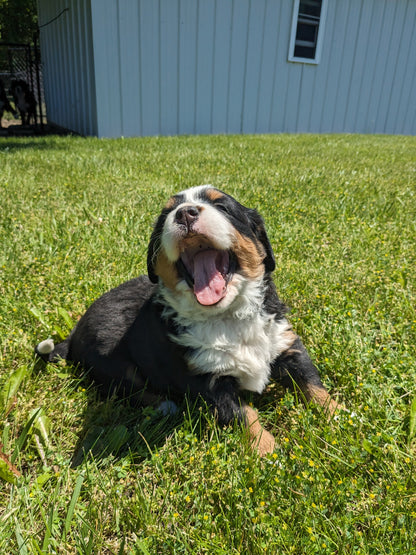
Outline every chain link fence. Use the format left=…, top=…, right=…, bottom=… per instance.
left=0, top=40, right=45, bottom=128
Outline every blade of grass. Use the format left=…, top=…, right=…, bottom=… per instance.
left=0, top=366, right=30, bottom=415
left=62, top=473, right=85, bottom=542
left=11, top=407, right=41, bottom=464
left=408, top=394, right=416, bottom=443
left=14, top=519, right=28, bottom=555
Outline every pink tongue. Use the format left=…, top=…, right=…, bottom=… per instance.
left=193, top=250, right=227, bottom=306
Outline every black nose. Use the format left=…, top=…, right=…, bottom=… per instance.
left=175, top=205, right=200, bottom=228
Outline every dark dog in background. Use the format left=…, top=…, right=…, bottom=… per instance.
left=0, top=79, right=15, bottom=127
left=36, top=186, right=339, bottom=455
left=10, top=79, right=36, bottom=125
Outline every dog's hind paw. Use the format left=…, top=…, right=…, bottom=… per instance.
left=36, top=338, right=55, bottom=355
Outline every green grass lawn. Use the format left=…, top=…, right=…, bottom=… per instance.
left=0, top=133, right=415, bottom=553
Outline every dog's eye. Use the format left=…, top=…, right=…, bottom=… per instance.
left=215, top=202, right=229, bottom=214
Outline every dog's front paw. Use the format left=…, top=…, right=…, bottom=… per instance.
left=243, top=405, right=276, bottom=457
left=251, top=427, right=276, bottom=457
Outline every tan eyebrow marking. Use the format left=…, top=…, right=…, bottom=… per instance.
left=205, top=188, right=225, bottom=201
left=164, top=196, right=177, bottom=210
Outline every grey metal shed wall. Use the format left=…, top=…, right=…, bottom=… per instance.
left=38, top=0, right=97, bottom=135
left=39, top=0, right=416, bottom=137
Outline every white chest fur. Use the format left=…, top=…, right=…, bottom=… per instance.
left=172, top=312, right=292, bottom=393
left=159, top=278, right=293, bottom=393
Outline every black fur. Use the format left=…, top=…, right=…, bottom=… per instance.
left=37, top=276, right=248, bottom=421
left=10, top=80, right=36, bottom=125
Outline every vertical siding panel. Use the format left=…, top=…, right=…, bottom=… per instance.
left=269, top=0, right=292, bottom=133
left=76, top=0, right=87, bottom=134
left=296, top=66, right=316, bottom=132
left=82, top=0, right=97, bottom=135
left=69, top=0, right=80, bottom=128
left=344, top=0, right=375, bottom=132
left=399, top=13, right=416, bottom=135
left=394, top=6, right=416, bottom=134
left=242, top=0, right=266, bottom=133
left=178, top=0, right=197, bottom=134
left=60, top=0, right=71, bottom=126
left=365, top=0, right=397, bottom=133
left=138, top=0, right=160, bottom=136
left=52, top=2, right=66, bottom=127
left=255, top=0, right=281, bottom=133
left=375, top=2, right=406, bottom=133
left=405, top=68, right=416, bottom=135
left=385, top=1, right=416, bottom=134
left=160, top=0, right=179, bottom=136
left=331, top=1, right=363, bottom=132
left=284, top=68, right=302, bottom=133
left=118, top=1, right=141, bottom=137
left=312, top=0, right=342, bottom=132
left=49, top=0, right=62, bottom=124
left=70, top=0, right=81, bottom=133
left=211, top=0, right=233, bottom=134
left=227, top=0, right=250, bottom=133
left=353, top=0, right=386, bottom=133
left=91, top=0, right=123, bottom=137
left=320, top=0, right=350, bottom=132
left=195, top=0, right=215, bottom=134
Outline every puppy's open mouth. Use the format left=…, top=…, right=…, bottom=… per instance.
left=177, top=242, right=235, bottom=306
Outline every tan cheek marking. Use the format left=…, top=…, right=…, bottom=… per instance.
left=303, top=384, right=341, bottom=416
left=243, top=405, right=276, bottom=457
left=282, top=329, right=298, bottom=350
left=154, top=251, right=180, bottom=291
left=233, top=232, right=265, bottom=279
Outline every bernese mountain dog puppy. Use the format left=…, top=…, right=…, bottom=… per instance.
left=36, top=186, right=338, bottom=455
left=10, top=80, right=36, bottom=126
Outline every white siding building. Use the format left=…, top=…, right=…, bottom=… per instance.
left=37, top=0, right=416, bottom=137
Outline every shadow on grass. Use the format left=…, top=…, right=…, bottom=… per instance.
left=69, top=395, right=188, bottom=468
left=30, top=355, right=197, bottom=468
left=32, top=356, right=289, bottom=469
left=0, top=126, right=80, bottom=151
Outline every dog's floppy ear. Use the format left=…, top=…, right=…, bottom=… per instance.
left=147, top=212, right=167, bottom=284
left=247, top=209, right=276, bottom=273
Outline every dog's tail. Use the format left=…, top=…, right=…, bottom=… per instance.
left=35, top=338, right=69, bottom=363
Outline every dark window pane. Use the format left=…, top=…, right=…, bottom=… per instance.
left=299, top=0, right=322, bottom=19
left=294, top=45, right=316, bottom=59
left=296, top=21, right=318, bottom=44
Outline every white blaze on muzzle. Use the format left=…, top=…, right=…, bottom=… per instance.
left=161, top=195, right=235, bottom=306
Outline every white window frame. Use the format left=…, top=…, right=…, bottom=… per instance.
left=288, top=0, right=328, bottom=64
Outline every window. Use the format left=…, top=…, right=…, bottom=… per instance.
left=288, top=0, right=328, bottom=64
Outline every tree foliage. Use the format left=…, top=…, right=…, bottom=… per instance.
left=0, top=0, right=38, bottom=44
